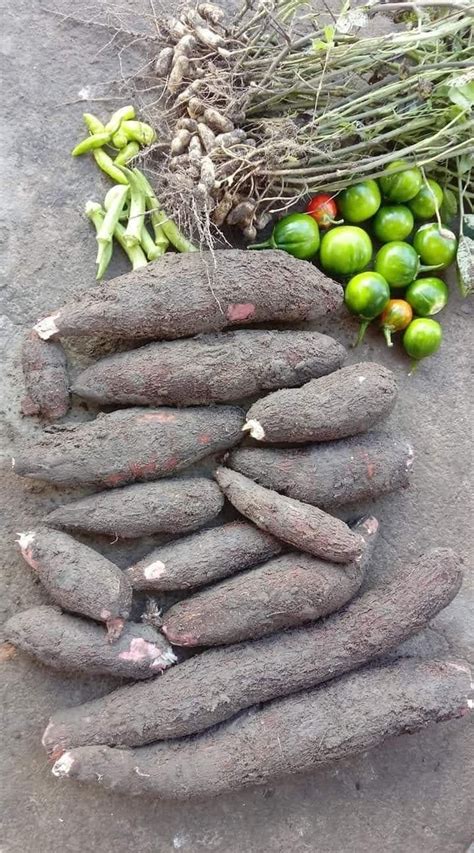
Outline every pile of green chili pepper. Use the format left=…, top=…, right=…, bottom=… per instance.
left=72, top=106, right=196, bottom=280
left=251, top=160, right=463, bottom=372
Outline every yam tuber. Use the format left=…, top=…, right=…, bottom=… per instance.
left=45, top=479, right=223, bottom=538
left=17, top=529, right=132, bottom=640
left=162, top=516, right=378, bottom=645
left=214, top=467, right=363, bottom=563
left=228, top=432, right=414, bottom=509
left=21, top=331, right=69, bottom=420
left=71, top=330, right=346, bottom=407
left=126, top=521, right=282, bottom=591
left=4, top=606, right=176, bottom=679
left=51, top=658, right=472, bottom=798
left=32, top=250, right=343, bottom=342
left=244, top=362, right=397, bottom=443
left=12, top=406, right=244, bottom=487
left=42, top=547, right=462, bottom=753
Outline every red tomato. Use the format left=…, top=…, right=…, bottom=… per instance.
left=306, top=193, right=341, bottom=228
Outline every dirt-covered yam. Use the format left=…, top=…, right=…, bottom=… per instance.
left=4, top=606, right=176, bottom=679
left=215, top=468, right=362, bottom=563
left=33, top=250, right=343, bottom=342
left=41, top=547, right=462, bottom=753
left=244, top=362, right=397, bottom=443
left=52, top=658, right=472, bottom=798
left=228, top=432, right=414, bottom=509
left=72, top=330, right=346, bottom=407
left=12, top=406, right=244, bottom=487
left=162, top=516, right=378, bottom=645
left=17, top=529, right=132, bottom=639
left=21, top=330, right=69, bottom=420
left=126, top=521, right=282, bottom=591
left=45, top=479, right=223, bottom=538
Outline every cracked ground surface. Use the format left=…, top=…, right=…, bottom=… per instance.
left=0, top=2, right=473, bottom=851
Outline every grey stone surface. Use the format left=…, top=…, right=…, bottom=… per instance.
left=0, top=2, right=473, bottom=852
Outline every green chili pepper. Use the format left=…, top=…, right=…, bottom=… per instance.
left=92, top=148, right=129, bottom=185
left=112, top=129, right=129, bottom=149
left=83, top=113, right=106, bottom=134
left=132, top=168, right=197, bottom=253
left=105, top=105, right=136, bottom=135
left=97, top=185, right=130, bottom=273
left=344, top=271, right=390, bottom=346
left=120, top=120, right=157, bottom=146
left=249, top=213, right=320, bottom=260
left=114, top=141, right=140, bottom=166
left=85, top=201, right=113, bottom=279
left=118, top=168, right=146, bottom=248
left=114, top=220, right=148, bottom=271
left=141, top=224, right=167, bottom=260
left=72, top=132, right=112, bottom=156
left=403, top=317, right=442, bottom=372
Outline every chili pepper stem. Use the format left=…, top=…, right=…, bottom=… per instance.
left=383, top=327, right=394, bottom=348
left=85, top=202, right=113, bottom=280
left=353, top=319, right=370, bottom=348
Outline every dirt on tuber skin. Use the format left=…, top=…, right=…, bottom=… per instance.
left=244, top=362, right=398, bottom=443
left=51, top=658, right=472, bottom=799
left=45, top=478, right=224, bottom=539
left=17, top=529, right=132, bottom=640
left=41, top=547, right=463, bottom=754
left=162, top=516, right=378, bottom=646
left=228, top=432, right=414, bottom=510
left=12, top=406, right=244, bottom=488
left=126, top=520, right=282, bottom=592
left=21, top=330, right=70, bottom=420
left=214, top=467, right=363, bottom=564
left=4, top=606, right=177, bottom=679
left=71, top=330, right=346, bottom=407
left=32, top=250, right=343, bottom=342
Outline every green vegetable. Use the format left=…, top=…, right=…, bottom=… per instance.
left=120, top=120, right=156, bottom=146
left=92, top=149, right=129, bottom=185
left=373, top=206, right=414, bottom=243
left=379, top=160, right=422, bottom=203
left=408, top=179, right=443, bottom=220
left=379, top=299, right=413, bottom=347
left=140, top=224, right=167, bottom=261
left=119, top=168, right=146, bottom=248
left=338, top=180, right=381, bottom=223
left=97, top=185, right=130, bottom=272
left=344, top=271, right=390, bottom=346
left=114, top=142, right=140, bottom=166
left=406, top=277, right=448, bottom=316
left=114, top=220, right=148, bottom=271
left=85, top=202, right=113, bottom=280
left=249, top=213, right=320, bottom=260
left=374, top=241, right=441, bottom=288
left=112, top=130, right=129, bottom=149
left=83, top=113, right=106, bottom=134
left=132, top=169, right=196, bottom=253
left=403, top=318, right=442, bottom=371
left=319, top=226, right=373, bottom=277
left=72, top=132, right=112, bottom=156
left=413, top=224, right=457, bottom=269
left=105, top=105, right=136, bottom=135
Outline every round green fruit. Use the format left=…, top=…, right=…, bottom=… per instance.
left=319, top=226, right=373, bottom=276
left=338, top=180, right=381, bottom=223
left=379, top=159, right=423, bottom=202
left=373, top=205, right=414, bottom=243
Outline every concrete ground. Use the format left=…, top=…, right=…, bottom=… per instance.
left=0, top=2, right=473, bottom=851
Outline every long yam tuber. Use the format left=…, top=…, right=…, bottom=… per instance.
left=45, top=479, right=223, bottom=538
left=4, top=606, right=176, bottom=679
left=52, top=658, right=472, bottom=798
left=33, top=250, right=343, bottom=342
left=126, top=521, right=282, bottom=591
left=72, top=330, right=346, bottom=407
left=228, top=432, right=414, bottom=509
left=42, top=547, right=462, bottom=753
left=21, top=331, right=70, bottom=420
left=12, top=406, right=244, bottom=487
left=215, top=467, right=363, bottom=563
left=244, top=362, right=397, bottom=443
left=162, top=516, right=378, bottom=645
left=17, top=529, right=132, bottom=640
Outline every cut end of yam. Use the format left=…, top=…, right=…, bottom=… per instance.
left=242, top=419, right=265, bottom=441
left=34, top=313, right=60, bottom=340
left=16, top=531, right=36, bottom=551
left=52, top=751, right=75, bottom=778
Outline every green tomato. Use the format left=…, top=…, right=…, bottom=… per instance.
left=250, top=213, right=320, bottom=260
left=403, top=318, right=442, bottom=366
left=408, top=179, right=444, bottom=220
left=406, top=277, right=448, bottom=316
left=319, top=226, right=373, bottom=277
left=379, top=159, right=423, bottom=202
left=345, top=271, right=390, bottom=345
left=374, top=241, right=419, bottom=288
left=373, top=205, right=414, bottom=243
left=413, top=223, right=457, bottom=269
left=338, top=180, right=381, bottom=223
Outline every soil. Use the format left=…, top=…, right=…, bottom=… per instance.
left=0, top=1, right=473, bottom=852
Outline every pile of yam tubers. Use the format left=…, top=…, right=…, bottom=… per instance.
left=5, top=250, right=471, bottom=799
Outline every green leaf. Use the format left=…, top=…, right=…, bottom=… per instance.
left=456, top=230, right=474, bottom=297
left=447, top=80, right=474, bottom=109
left=312, top=38, right=328, bottom=51
left=458, top=153, right=473, bottom=175
left=440, top=187, right=458, bottom=224
left=324, top=25, right=335, bottom=43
